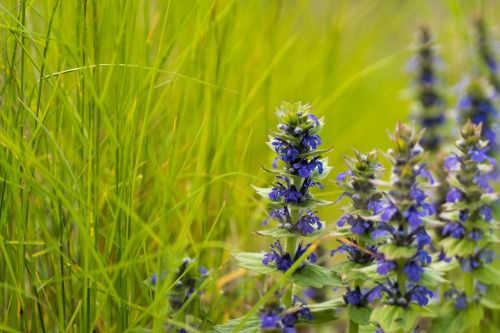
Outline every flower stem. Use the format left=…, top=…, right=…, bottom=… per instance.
left=464, top=272, right=473, bottom=299
left=284, top=235, right=297, bottom=308
left=397, top=259, right=407, bottom=295
left=464, top=273, right=475, bottom=333
left=348, top=319, right=359, bottom=333
left=283, top=177, right=302, bottom=307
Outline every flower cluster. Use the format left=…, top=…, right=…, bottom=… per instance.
left=335, top=149, right=384, bottom=238
left=332, top=150, right=385, bottom=323
left=230, top=102, right=335, bottom=333
left=444, top=283, right=488, bottom=311
left=259, top=298, right=313, bottom=333
left=368, top=123, right=436, bottom=332
left=457, top=78, right=499, bottom=153
left=372, top=279, right=434, bottom=307
left=407, top=26, right=446, bottom=151
left=439, top=121, right=497, bottom=275
left=263, top=102, right=330, bottom=235
left=263, top=241, right=317, bottom=271
left=147, top=258, right=208, bottom=333
left=372, top=124, right=435, bottom=285
left=150, top=258, right=208, bottom=310
left=343, top=286, right=380, bottom=307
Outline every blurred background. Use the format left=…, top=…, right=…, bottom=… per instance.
left=0, top=0, right=497, bottom=331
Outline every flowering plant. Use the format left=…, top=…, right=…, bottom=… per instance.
left=219, top=102, right=341, bottom=332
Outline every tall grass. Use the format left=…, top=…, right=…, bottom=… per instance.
left=0, top=0, right=496, bottom=331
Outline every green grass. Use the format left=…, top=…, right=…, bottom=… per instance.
left=0, top=0, right=497, bottom=332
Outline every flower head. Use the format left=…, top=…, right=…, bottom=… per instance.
left=407, top=26, right=447, bottom=152
left=263, top=241, right=316, bottom=272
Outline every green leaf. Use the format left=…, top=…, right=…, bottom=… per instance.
left=440, top=238, right=476, bottom=257
left=293, top=264, right=343, bottom=288
left=419, top=267, right=448, bottom=287
left=331, top=261, right=369, bottom=281
left=472, top=264, right=500, bottom=285
left=294, top=197, right=334, bottom=208
left=256, top=227, right=321, bottom=238
left=212, top=315, right=260, bottom=333
left=481, top=297, right=500, bottom=310
left=251, top=185, right=273, bottom=200
left=347, top=305, right=371, bottom=325
left=297, top=298, right=342, bottom=324
left=431, top=302, right=483, bottom=333
left=370, top=305, right=418, bottom=333
left=377, top=243, right=417, bottom=260
left=251, top=185, right=333, bottom=208
left=233, top=252, right=276, bottom=274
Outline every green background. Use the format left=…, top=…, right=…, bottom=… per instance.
left=0, top=0, right=496, bottom=331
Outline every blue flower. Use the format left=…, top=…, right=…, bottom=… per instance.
left=302, top=178, right=324, bottom=190
left=459, top=210, right=469, bottom=222
left=446, top=188, right=462, bottom=203
left=336, top=170, right=353, bottom=182
left=414, top=228, right=431, bottom=247
left=263, top=208, right=288, bottom=226
left=407, top=285, right=433, bottom=306
left=444, top=289, right=468, bottom=310
left=272, top=138, right=300, bottom=165
left=336, top=214, right=372, bottom=235
left=410, top=186, right=426, bottom=204
left=260, top=310, right=281, bottom=329
left=260, top=299, right=312, bottom=332
left=479, top=205, right=493, bottom=222
left=458, top=96, right=472, bottom=109
left=307, top=113, right=319, bottom=125
left=419, top=71, right=435, bottom=84
left=336, top=214, right=351, bottom=227
left=379, top=201, right=398, bottom=222
left=301, top=133, right=322, bottom=149
left=295, top=210, right=322, bottom=235
left=351, top=218, right=371, bottom=235
left=403, top=261, right=425, bottom=282
left=368, top=199, right=384, bottom=214
left=438, top=250, right=452, bottom=263
left=487, top=57, right=498, bottom=72
left=415, top=166, right=435, bottom=184
left=442, top=222, right=465, bottom=239
left=263, top=241, right=316, bottom=271
left=295, top=242, right=317, bottom=264
left=403, top=206, right=423, bottom=228
left=458, top=249, right=495, bottom=272
left=293, top=157, right=323, bottom=177
left=151, top=273, right=157, bottom=286
left=484, top=128, right=498, bottom=150
left=469, top=228, right=484, bottom=241
left=269, top=177, right=303, bottom=203
left=263, top=241, right=293, bottom=271
left=377, top=259, right=397, bottom=275
left=458, top=256, right=481, bottom=272
left=344, top=287, right=363, bottom=306
left=469, top=147, right=490, bottom=163
left=444, top=155, right=461, bottom=171
left=472, top=173, right=493, bottom=193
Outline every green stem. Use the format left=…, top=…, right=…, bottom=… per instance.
left=284, top=236, right=297, bottom=308
left=348, top=319, right=359, bottom=333
left=464, top=273, right=475, bottom=333
left=283, top=176, right=302, bottom=308
left=464, top=273, right=473, bottom=299
left=397, top=259, right=407, bottom=295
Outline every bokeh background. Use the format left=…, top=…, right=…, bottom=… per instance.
left=0, top=0, right=497, bottom=331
